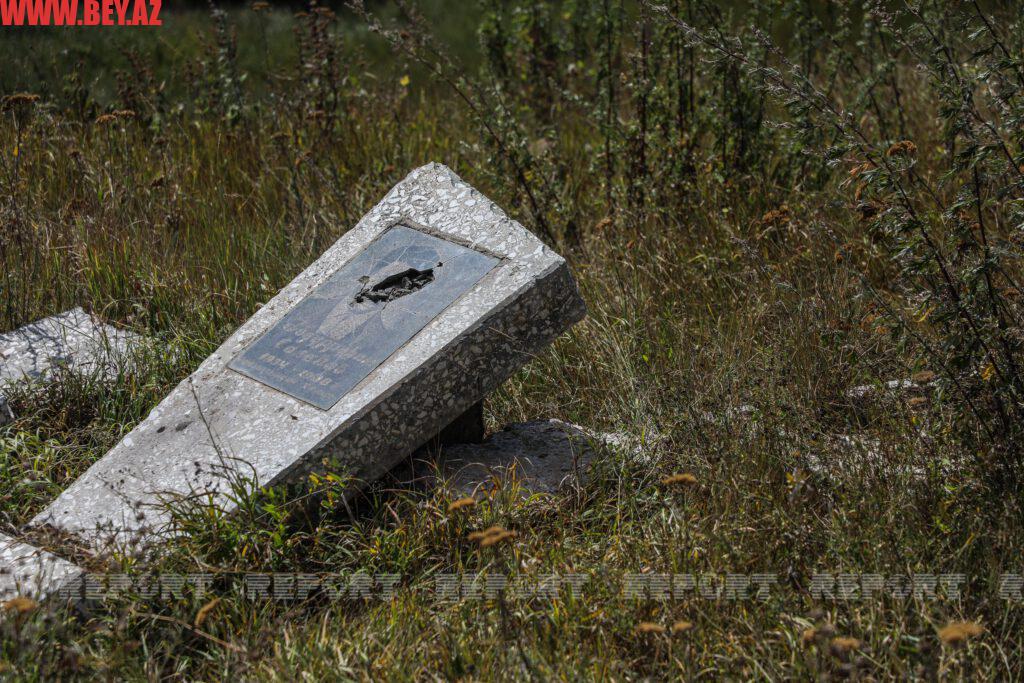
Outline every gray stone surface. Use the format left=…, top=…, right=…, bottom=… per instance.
left=0, top=395, right=11, bottom=426
left=0, top=533, right=83, bottom=603
left=31, top=163, right=586, bottom=553
left=0, top=307, right=142, bottom=426
left=436, top=419, right=613, bottom=496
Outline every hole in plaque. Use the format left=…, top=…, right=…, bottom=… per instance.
left=353, top=266, right=436, bottom=304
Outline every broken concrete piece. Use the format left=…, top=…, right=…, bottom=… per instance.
left=436, top=419, right=613, bottom=496
left=699, top=404, right=757, bottom=426
left=846, top=378, right=927, bottom=401
left=0, top=533, right=83, bottom=603
left=0, top=396, right=11, bottom=426
left=32, top=163, right=586, bottom=553
left=0, top=308, right=143, bottom=426
left=0, top=307, right=140, bottom=383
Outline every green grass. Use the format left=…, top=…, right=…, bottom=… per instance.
left=2, top=2, right=1023, bottom=679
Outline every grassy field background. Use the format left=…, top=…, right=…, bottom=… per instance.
left=2, top=1, right=1024, bottom=679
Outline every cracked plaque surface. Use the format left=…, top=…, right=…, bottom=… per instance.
left=230, top=225, right=498, bottom=409
left=31, top=163, right=586, bottom=553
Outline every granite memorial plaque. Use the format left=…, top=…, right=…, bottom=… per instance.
left=229, top=225, right=498, bottom=409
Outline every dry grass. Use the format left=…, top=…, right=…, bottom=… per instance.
left=1, top=2, right=1023, bottom=680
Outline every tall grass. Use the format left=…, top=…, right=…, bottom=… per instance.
left=2, top=1, right=1023, bottom=678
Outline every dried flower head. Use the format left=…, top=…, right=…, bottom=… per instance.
left=1, top=93, right=40, bottom=112
left=447, top=497, right=476, bottom=513
left=3, top=596, right=38, bottom=614
left=938, top=621, right=984, bottom=647
left=95, top=114, right=117, bottom=126
left=193, top=597, right=220, bottom=628
left=660, top=473, right=697, bottom=487
left=636, top=622, right=666, bottom=634
left=830, top=637, right=861, bottom=660
left=467, top=525, right=504, bottom=542
left=671, top=620, right=694, bottom=635
left=761, top=205, right=793, bottom=228
left=912, top=370, right=936, bottom=384
left=251, top=1, right=270, bottom=11
left=480, top=530, right=517, bottom=548
left=886, top=140, right=917, bottom=158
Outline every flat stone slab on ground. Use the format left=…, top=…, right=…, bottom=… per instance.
left=32, top=163, right=586, bottom=553
left=0, top=307, right=143, bottom=426
left=0, top=533, right=83, bottom=603
left=436, top=419, right=616, bottom=496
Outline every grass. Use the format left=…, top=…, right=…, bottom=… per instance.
left=2, top=1, right=1023, bottom=679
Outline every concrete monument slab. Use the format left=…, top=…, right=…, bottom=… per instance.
left=31, top=163, right=586, bottom=553
left=0, top=308, right=142, bottom=426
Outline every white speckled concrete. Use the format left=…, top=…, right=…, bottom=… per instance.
left=0, top=308, right=143, bottom=426
left=0, top=533, right=83, bottom=603
left=31, top=163, right=586, bottom=553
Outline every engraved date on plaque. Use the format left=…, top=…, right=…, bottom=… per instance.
left=228, top=224, right=499, bottom=409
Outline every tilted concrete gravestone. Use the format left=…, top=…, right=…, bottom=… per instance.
left=0, top=308, right=143, bottom=426
left=30, top=163, right=586, bottom=553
